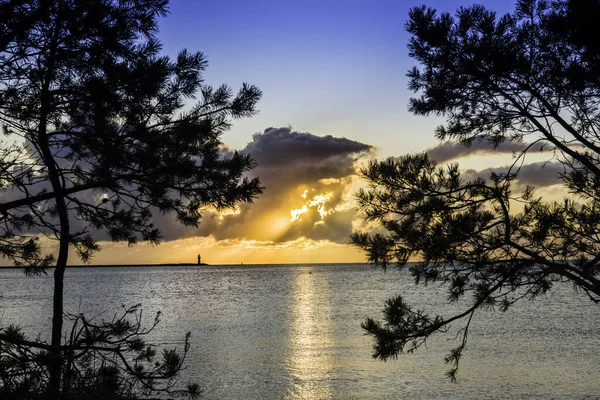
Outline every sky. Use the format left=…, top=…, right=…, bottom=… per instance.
left=86, top=0, right=548, bottom=265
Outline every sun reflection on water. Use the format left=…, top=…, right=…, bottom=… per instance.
left=286, top=268, right=334, bottom=399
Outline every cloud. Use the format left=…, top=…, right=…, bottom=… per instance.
left=427, top=140, right=554, bottom=163
left=156, top=127, right=374, bottom=244
left=133, top=132, right=568, bottom=246
left=463, top=161, right=565, bottom=188
left=0, top=127, right=374, bottom=252
left=246, top=127, right=372, bottom=168
left=156, top=153, right=564, bottom=248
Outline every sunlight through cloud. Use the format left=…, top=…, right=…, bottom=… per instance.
left=290, top=205, right=308, bottom=222
left=290, top=190, right=333, bottom=222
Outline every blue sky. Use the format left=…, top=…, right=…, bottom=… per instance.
left=159, top=0, right=515, bottom=156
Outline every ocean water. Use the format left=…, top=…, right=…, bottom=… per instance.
left=0, top=263, right=598, bottom=399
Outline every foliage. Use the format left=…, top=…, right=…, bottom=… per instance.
left=352, top=0, right=600, bottom=380
left=0, top=0, right=262, bottom=397
left=0, top=0, right=262, bottom=264
left=0, top=305, right=201, bottom=399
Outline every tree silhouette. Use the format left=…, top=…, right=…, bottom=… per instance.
left=352, top=0, right=600, bottom=380
left=0, top=0, right=262, bottom=398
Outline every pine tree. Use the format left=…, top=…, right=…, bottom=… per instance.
left=353, top=0, right=600, bottom=380
left=0, top=0, right=262, bottom=397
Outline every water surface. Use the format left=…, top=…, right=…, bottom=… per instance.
left=0, top=263, right=598, bottom=399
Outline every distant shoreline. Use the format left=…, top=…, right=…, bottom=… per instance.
left=0, top=262, right=368, bottom=269
left=0, top=263, right=210, bottom=269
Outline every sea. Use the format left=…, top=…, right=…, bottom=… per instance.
left=0, top=263, right=598, bottom=399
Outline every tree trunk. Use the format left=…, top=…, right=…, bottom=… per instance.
left=41, top=128, right=71, bottom=400
left=37, top=16, right=70, bottom=399
left=48, top=256, right=67, bottom=399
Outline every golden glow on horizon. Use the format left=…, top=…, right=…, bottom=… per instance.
left=86, top=236, right=367, bottom=265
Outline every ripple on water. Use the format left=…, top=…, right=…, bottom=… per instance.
left=0, top=263, right=598, bottom=399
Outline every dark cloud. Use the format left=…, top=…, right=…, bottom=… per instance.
left=463, top=161, right=565, bottom=188
left=246, top=127, right=372, bottom=167
left=427, top=140, right=554, bottom=163
left=157, top=127, right=374, bottom=244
